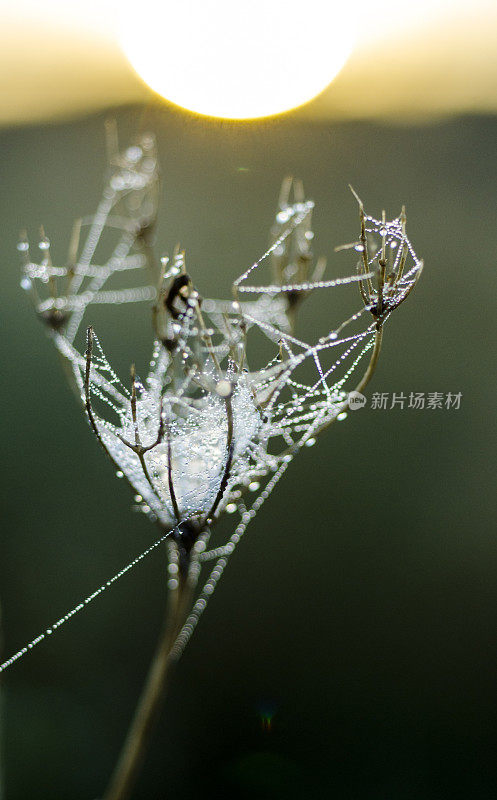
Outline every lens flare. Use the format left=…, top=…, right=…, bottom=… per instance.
left=119, top=0, right=355, bottom=120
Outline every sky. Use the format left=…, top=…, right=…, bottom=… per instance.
left=1, top=0, right=496, bottom=125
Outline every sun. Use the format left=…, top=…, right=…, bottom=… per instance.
left=119, top=0, right=355, bottom=120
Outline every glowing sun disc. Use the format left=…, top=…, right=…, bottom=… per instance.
left=119, top=0, right=355, bottom=120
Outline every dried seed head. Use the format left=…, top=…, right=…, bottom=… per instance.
left=3, top=128, right=424, bottom=674
left=348, top=187, right=423, bottom=327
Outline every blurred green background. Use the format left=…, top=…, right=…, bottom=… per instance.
left=0, top=106, right=496, bottom=799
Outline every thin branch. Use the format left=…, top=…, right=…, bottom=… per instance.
left=203, top=391, right=234, bottom=525
left=102, top=562, right=194, bottom=800
left=193, top=298, right=221, bottom=375
left=165, top=415, right=181, bottom=523
left=84, top=327, right=123, bottom=471
left=86, top=328, right=165, bottom=509
left=117, top=367, right=167, bottom=505
left=349, top=185, right=374, bottom=296
left=130, top=365, right=141, bottom=447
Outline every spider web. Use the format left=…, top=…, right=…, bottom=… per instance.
left=18, top=127, right=159, bottom=348
left=2, top=136, right=422, bottom=673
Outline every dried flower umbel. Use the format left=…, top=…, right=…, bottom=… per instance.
left=5, top=129, right=423, bottom=800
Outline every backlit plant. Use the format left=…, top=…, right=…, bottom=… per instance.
left=4, top=127, right=423, bottom=800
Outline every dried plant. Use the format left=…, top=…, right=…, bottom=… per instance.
left=3, top=127, right=423, bottom=800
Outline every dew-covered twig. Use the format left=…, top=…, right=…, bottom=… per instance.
left=9, top=130, right=424, bottom=800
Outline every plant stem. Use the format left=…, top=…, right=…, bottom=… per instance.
left=102, top=572, right=192, bottom=800
left=354, top=325, right=383, bottom=396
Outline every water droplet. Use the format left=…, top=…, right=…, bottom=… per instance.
left=226, top=503, right=237, bottom=514
left=141, top=133, right=155, bottom=150
left=216, top=379, right=232, bottom=398
left=354, top=244, right=364, bottom=252
left=248, top=481, right=260, bottom=491
left=337, top=412, right=347, bottom=421
left=20, top=277, right=32, bottom=291
left=305, top=437, right=316, bottom=447
left=111, top=175, right=125, bottom=191
left=17, top=241, right=29, bottom=252
left=125, top=146, right=142, bottom=163
left=134, top=494, right=142, bottom=503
